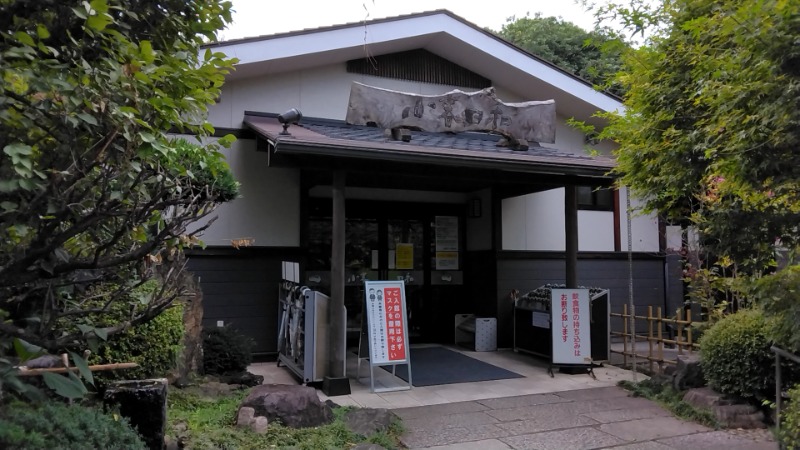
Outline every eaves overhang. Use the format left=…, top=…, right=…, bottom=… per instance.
left=243, top=113, right=616, bottom=181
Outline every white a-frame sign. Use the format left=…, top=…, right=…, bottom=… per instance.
left=360, top=280, right=412, bottom=392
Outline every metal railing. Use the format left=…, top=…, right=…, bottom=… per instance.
left=772, top=345, right=800, bottom=439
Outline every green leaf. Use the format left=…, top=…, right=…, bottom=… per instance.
left=69, top=351, right=94, bottom=386
left=13, top=338, right=45, bottom=362
left=42, top=372, right=88, bottom=399
left=86, top=14, right=112, bottom=32
left=140, top=40, right=154, bottom=64
left=94, top=327, right=108, bottom=341
left=14, top=31, right=35, bottom=47
left=76, top=113, right=98, bottom=125
left=36, top=24, right=51, bottom=39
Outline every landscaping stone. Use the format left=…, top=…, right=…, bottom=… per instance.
left=236, top=406, right=255, bottom=428
left=672, top=354, right=705, bottom=391
left=683, top=387, right=767, bottom=429
left=251, top=416, right=269, bottom=434
left=220, top=371, right=264, bottom=387
left=682, top=387, right=736, bottom=409
left=713, top=403, right=766, bottom=429
left=342, top=408, right=395, bottom=436
left=238, top=383, right=333, bottom=428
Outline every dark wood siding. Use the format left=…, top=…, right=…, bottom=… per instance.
left=496, top=255, right=666, bottom=347
left=187, top=248, right=302, bottom=355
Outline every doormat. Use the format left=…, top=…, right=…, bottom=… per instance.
left=382, top=346, right=524, bottom=387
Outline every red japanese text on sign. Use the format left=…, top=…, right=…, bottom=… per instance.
left=383, top=287, right=407, bottom=361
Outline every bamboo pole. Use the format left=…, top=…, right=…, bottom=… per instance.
left=686, top=310, right=693, bottom=353
left=657, top=307, right=664, bottom=373
left=677, top=309, right=684, bottom=355
left=647, top=306, right=654, bottom=374
left=622, top=304, right=628, bottom=368
left=16, top=362, right=138, bottom=376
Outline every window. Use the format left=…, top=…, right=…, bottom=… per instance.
left=577, top=186, right=614, bottom=211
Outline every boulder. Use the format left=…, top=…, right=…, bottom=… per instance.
left=673, top=353, right=705, bottom=391
left=683, top=387, right=736, bottom=409
left=342, top=408, right=395, bottom=436
left=713, top=403, right=766, bottom=429
left=220, top=371, right=264, bottom=387
left=238, top=384, right=333, bottom=428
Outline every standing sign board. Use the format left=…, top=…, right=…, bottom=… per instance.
left=551, top=289, right=592, bottom=368
left=361, top=280, right=412, bottom=392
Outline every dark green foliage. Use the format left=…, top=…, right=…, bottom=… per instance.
left=756, top=265, right=800, bottom=353
left=0, top=0, right=237, bottom=356
left=781, top=384, right=800, bottom=449
left=0, top=400, right=146, bottom=450
left=497, top=14, right=629, bottom=96
left=202, top=326, right=253, bottom=375
left=699, top=309, right=798, bottom=400
left=169, top=138, right=239, bottom=203
left=94, top=304, right=185, bottom=382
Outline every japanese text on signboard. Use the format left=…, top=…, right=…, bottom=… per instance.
left=551, top=289, right=591, bottom=365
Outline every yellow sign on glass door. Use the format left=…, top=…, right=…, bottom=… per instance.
left=395, top=243, right=414, bottom=270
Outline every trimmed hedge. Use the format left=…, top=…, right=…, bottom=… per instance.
left=0, top=400, right=146, bottom=450
left=699, top=309, right=775, bottom=399
left=781, top=384, right=800, bottom=449
left=94, top=303, right=185, bottom=382
left=202, top=326, right=253, bottom=375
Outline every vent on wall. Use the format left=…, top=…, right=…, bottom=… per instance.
left=347, top=49, right=491, bottom=89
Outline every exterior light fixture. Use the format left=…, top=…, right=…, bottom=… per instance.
left=278, top=108, right=303, bottom=136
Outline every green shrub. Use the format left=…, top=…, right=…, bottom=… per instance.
left=0, top=400, right=146, bottom=450
left=202, top=326, right=253, bottom=375
left=59, top=281, right=186, bottom=383
left=756, top=264, right=800, bottom=353
left=700, top=309, right=777, bottom=400
left=94, top=303, right=185, bottom=382
left=781, top=384, right=800, bottom=449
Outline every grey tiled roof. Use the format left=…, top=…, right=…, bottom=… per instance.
left=300, top=119, right=593, bottom=160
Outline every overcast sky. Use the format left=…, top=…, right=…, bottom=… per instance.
left=221, top=0, right=600, bottom=41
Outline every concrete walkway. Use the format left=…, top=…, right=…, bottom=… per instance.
left=393, top=386, right=777, bottom=450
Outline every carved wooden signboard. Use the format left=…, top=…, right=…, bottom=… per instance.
left=345, top=82, right=556, bottom=144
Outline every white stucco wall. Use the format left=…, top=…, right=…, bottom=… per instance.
left=618, top=187, right=661, bottom=253
left=501, top=188, right=618, bottom=252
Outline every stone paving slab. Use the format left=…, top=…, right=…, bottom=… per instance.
left=600, top=442, right=673, bottom=450
left=401, top=411, right=499, bottom=431
left=598, top=416, right=710, bottom=441
left=392, top=400, right=489, bottom=420
left=500, top=426, right=627, bottom=450
left=420, top=439, right=513, bottom=450
left=582, top=406, right=673, bottom=423
left=476, top=393, right=570, bottom=409
left=485, top=396, right=654, bottom=422
left=400, top=423, right=508, bottom=448
left=495, top=414, right=599, bottom=435
left=555, top=386, right=632, bottom=401
left=656, top=430, right=779, bottom=450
